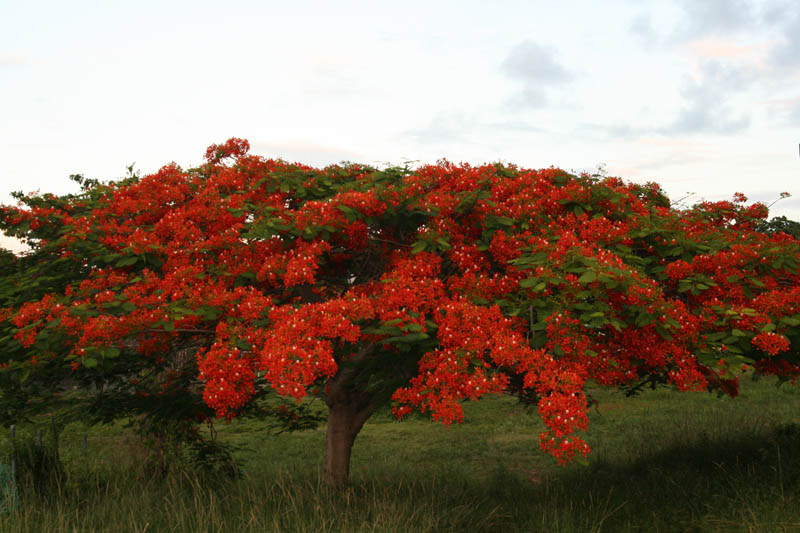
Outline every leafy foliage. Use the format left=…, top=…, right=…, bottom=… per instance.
left=757, top=215, right=800, bottom=239
left=1, top=138, right=799, bottom=474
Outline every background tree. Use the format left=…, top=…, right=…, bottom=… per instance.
left=3, top=139, right=799, bottom=486
left=757, top=215, right=800, bottom=239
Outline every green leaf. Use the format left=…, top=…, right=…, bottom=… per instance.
left=381, top=332, right=430, bottom=344
left=116, top=256, right=138, bottom=267
left=83, top=357, right=98, bottom=368
left=598, top=273, right=616, bottom=284
left=436, top=238, right=452, bottom=250
left=578, top=271, right=597, bottom=284
left=725, top=344, right=742, bottom=354
left=782, top=317, right=800, bottom=327
left=102, top=347, right=120, bottom=359
left=201, top=308, right=220, bottom=320
left=410, top=241, right=427, bottom=254
left=361, top=326, right=402, bottom=335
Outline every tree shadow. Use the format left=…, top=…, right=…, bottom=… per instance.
left=485, top=421, right=800, bottom=531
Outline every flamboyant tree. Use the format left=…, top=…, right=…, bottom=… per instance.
left=2, top=138, right=799, bottom=486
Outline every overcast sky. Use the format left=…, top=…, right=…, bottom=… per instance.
left=2, top=0, right=799, bottom=253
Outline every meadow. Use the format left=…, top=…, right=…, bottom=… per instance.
left=1, top=375, right=799, bottom=532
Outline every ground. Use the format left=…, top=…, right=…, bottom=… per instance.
left=1, top=375, right=799, bottom=531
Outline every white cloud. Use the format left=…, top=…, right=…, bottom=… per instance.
left=250, top=140, right=364, bottom=168
left=661, top=59, right=752, bottom=135
left=500, top=40, right=573, bottom=109
left=0, top=234, right=28, bottom=255
left=0, top=53, right=42, bottom=68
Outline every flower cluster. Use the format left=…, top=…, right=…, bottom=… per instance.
left=752, top=331, right=791, bottom=355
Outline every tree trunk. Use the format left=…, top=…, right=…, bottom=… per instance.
left=323, top=392, right=373, bottom=487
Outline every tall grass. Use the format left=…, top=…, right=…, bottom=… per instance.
left=1, top=376, right=799, bottom=532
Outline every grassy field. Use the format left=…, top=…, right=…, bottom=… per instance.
left=1, top=376, right=799, bottom=532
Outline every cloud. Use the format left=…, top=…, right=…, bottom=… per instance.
left=660, top=59, right=752, bottom=135
left=406, top=111, right=475, bottom=146
left=250, top=139, right=363, bottom=167
left=590, top=58, right=753, bottom=139
left=299, top=54, right=363, bottom=98
left=501, top=41, right=572, bottom=83
left=767, top=6, right=800, bottom=71
left=791, top=104, right=800, bottom=123
left=603, top=122, right=646, bottom=141
left=630, top=12, right=659, bottom=49
left=484, top=119, right=545, bottom=134
left=0, top=234, right=28, bottom=254
left=406, top=111, right=547, bottom=149
left=687, top=38, right=768, bottom=65
left=631, top=0, right=759, bottom=48
left=673, top=0, right=756, bottom=36
left=0, top=53, right=39, bottom=68
left=625, top=3, right=800, bottom=136
left=664, top=103, right=750, bottom=136
left=759, top=95, right=800, bottom=125
left=500, top=40, right=573, bottom=108
left=631, top=1, right=800, bottom=73
left=629, top=153, right=706, bottom=174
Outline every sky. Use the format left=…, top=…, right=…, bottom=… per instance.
left=2, top=0, right=799, bottom=253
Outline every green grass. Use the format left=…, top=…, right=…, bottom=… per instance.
left=1, top=376, right=799, bottom=532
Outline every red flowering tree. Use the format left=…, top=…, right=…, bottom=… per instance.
left=3, top=139, right=799, bottom=486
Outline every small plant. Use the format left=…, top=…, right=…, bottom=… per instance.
left=184, top=438, right=242, bottom=481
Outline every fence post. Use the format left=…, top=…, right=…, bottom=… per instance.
left=1, top=425, right=19, bottom=513
left=9, top=425, right=15, bottom=480
left=83, top=432, right=88, bottom=477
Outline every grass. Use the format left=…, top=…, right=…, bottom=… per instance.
left=0, top=376, right=799, bottom=531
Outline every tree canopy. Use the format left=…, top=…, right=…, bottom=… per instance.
left=2, top=138, right=799, bottom=485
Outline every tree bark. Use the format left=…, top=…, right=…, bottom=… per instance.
left=322, top=342, right=379, bottom=487
left=323, top=392, right=373, bottom=487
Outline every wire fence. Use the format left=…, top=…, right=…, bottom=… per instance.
left=0, top=418, right=91, bottom=513
left=1, top=425, right=19, bottom=513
